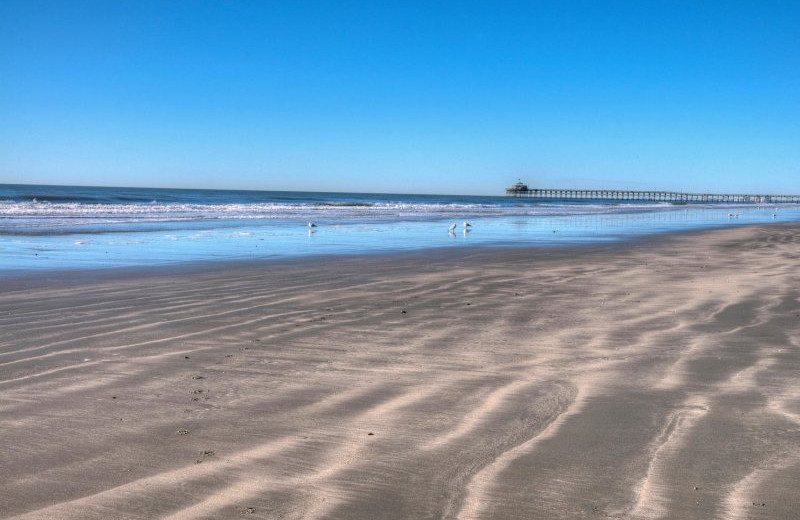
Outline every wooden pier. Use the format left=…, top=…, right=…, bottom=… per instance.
left=505, top=182, right=800, bottom=204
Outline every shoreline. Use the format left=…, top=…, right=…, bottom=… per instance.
left=2, top=220, right=795, bottom=290
left=2, top=223, right=799, bottom=519
left=4, top=199, right=800, bottom=275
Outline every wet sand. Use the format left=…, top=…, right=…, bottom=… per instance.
left=1, top=224, right=799, bottom=519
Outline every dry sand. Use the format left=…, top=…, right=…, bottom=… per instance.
left=1, top=224, right=799, bottom=519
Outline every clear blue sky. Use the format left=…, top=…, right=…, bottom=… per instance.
left=1, top=1, right=798, bottom=195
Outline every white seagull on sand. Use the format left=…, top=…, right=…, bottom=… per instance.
left=463, top=221, right=472, bottom=228
left=307, top=222, right=317, bottom=228
left=448, top=223, right=457, bottom=233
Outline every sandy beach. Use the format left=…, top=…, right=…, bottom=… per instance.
left=1, top=223, right=799, bottom=519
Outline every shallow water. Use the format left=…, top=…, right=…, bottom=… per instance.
left=2, top=184, right=799, bottom=272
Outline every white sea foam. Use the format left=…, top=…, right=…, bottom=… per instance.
left=0, top=200, right=692, bottom=225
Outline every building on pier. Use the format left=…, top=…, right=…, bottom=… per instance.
left=506, top=180, right=529, bottom=194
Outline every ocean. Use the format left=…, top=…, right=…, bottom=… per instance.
left=2, top=183, right=799, bottom=273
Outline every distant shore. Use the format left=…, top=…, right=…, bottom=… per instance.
left=2, top=223, right=799, bottom=519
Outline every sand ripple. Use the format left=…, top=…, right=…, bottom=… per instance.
left=2, top=225, right=800, bottom=519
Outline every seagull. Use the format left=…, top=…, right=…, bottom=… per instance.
left=463, top=221, right=472, bottom=228
left=307, top=222, right=317, bottom=228
left=448, top=223, right=457, bottom=233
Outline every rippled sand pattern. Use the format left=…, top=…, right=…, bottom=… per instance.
left=1, top=224, right=799, bottom=519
